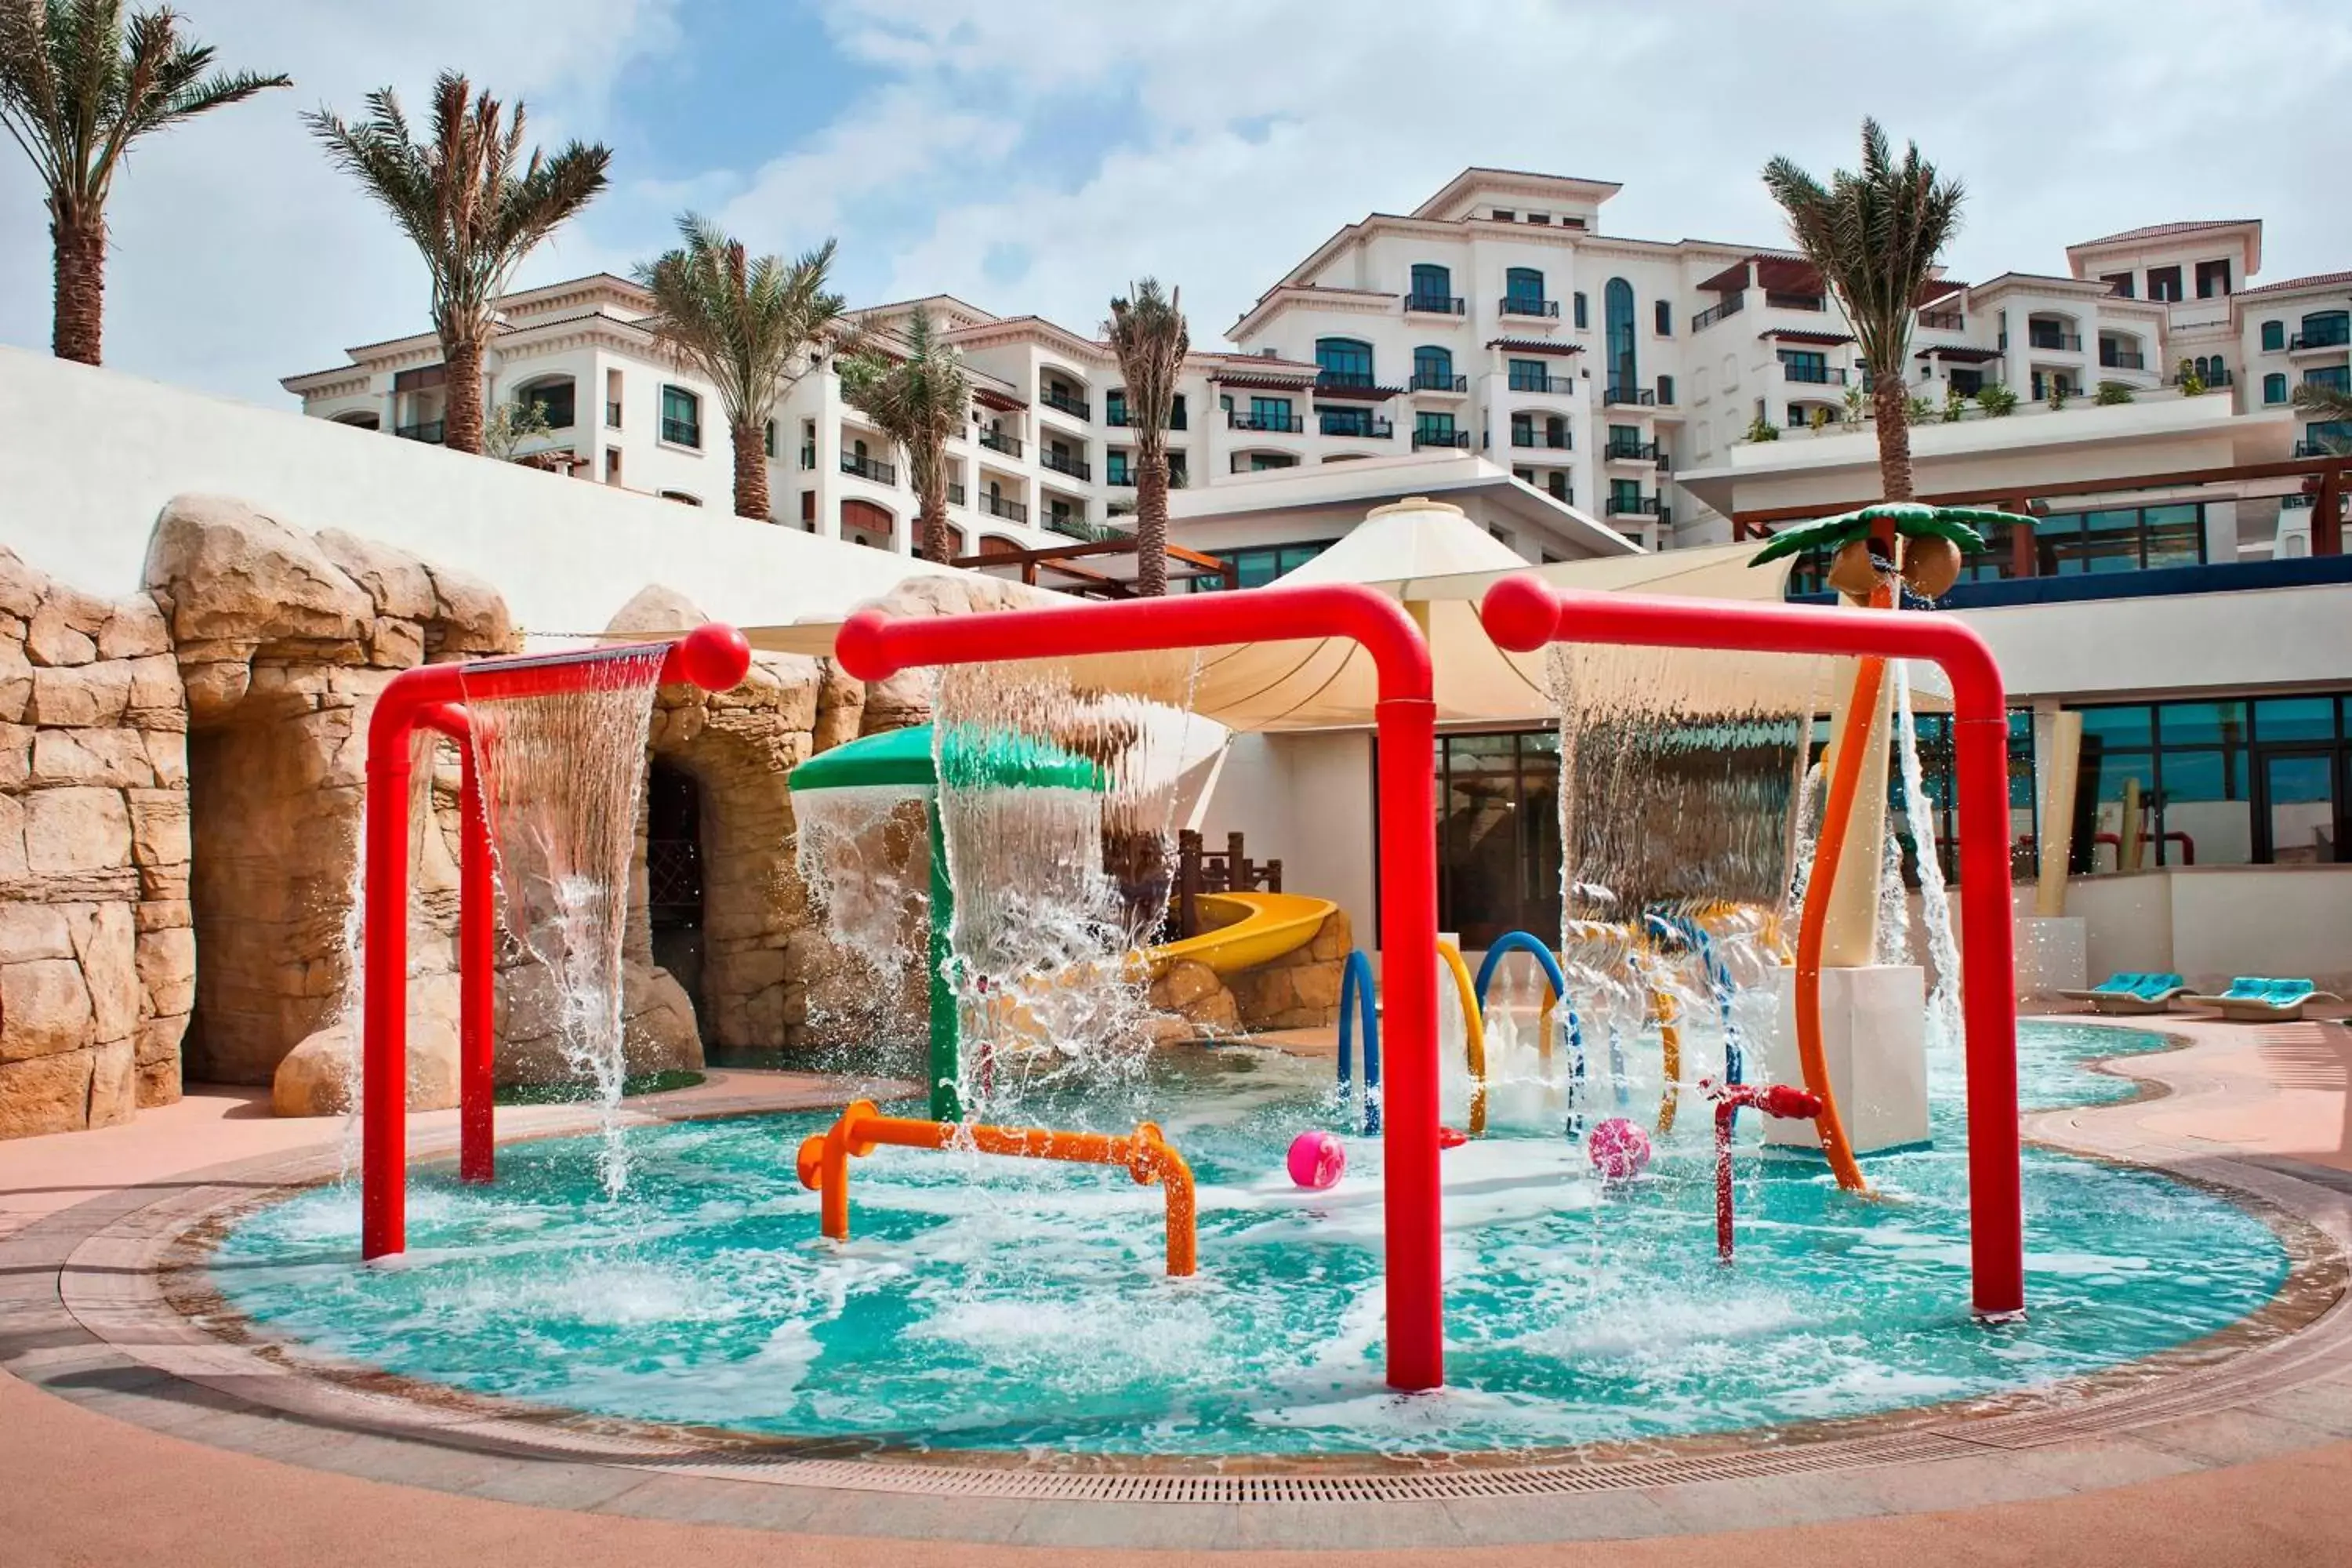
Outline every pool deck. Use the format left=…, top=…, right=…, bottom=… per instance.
left=4, top=1023, right=2351, bottom=1563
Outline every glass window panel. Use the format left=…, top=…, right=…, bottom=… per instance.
left=2155, top=748, right=2252, bottom=866
left=2255, top=697, right=2337, bottom=742
left=2081, top=509, right=2142, bottom=572
left=2078, top=705, right=2154, bottom=748
left=2155, top=700, right=2248, bottom=746
left=2082, top=750, right=2157, bottom=872
left=2262, top=753, right=2339, bottom=864
left=2034, top=510, right=2085, bottom=573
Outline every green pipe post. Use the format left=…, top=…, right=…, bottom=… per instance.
left=926, top=792, right=960, bottom=1121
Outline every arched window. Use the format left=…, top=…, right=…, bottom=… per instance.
left=659, top=490, right=701, bottom=507
left=2262, top=320, right=2286, bottom=352
left=1413, top=345, right=1455, bottom=390
left=1504, top=267, right=1545, bottom=310
left=2264, top=372, right=2288, bottom=405
left=1604, top=278, right=1637, bottom=397
left=1316, top=337, right=1374, bottom=387
left=659, top=384, right=700, bottom=447
left=1409, top=263, right=1453, bottom=310
left=2300, top=310, right=2349, bottom=348
left=332, top=412, right=380, bottom=430
left=517, top=375, right=575, bottom=429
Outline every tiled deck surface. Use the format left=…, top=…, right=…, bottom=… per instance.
left=3, top=1029, right=2351, bottom=1563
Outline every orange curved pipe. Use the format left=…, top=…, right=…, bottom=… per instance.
left=1653, top=982, right=1682, bottom=1134
left=1792, top=588, right=1889, bottom=1194
left=796, top=1101, right=1197, bottom=1275
left=1437, top=940, right=1488, bottom=1134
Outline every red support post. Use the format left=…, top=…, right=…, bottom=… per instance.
left=361, top=626, right=750, bottom=1261
left=1480, top=579, right=2026, bottom=1319
left=414, top=705, right=496, bottom=1184
left=833, top=584, right=1447, bottom=1390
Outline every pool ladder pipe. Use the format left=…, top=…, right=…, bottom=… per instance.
left=1644, top=913, right=1749, bottom=1134
left=1472, top=934, right=1582, bottom=1138
left=796, top=1101, right=1197, bottom=1276
left=1705, top=1080, right=1823, bottom=1264
left=1336, top=943, right=1494, bottom=1137
left=358, top=623, right=753, bottom=1262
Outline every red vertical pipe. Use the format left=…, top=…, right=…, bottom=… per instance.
left=457, top=741, right=495, bottom=1182
left=1374, top=691, right=1443, bottom=1391
left=1715, top=1099, right=1737, bottom=1263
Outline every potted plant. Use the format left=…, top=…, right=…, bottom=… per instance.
left=2048, top=383, right=2072, bottom=411
left=2094, top=380, right=2135, bottom=405
left=1975, top=383, right=2018, bottom=417
left=1745, top=415, right=1780, bottom=442
left=2176, top=357, right=2206, bottom=397
left=1904, top=393, right=1936, bottom=424
left=1942, top=383, right=1968, bottom=423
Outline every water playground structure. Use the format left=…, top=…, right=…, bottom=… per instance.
left=296, top=500, right=2304, bottom=1457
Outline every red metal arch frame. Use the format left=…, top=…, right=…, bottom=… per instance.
left=1479, top=576, right=2026, bottom=1318
left=360, top=626, right=751, bottom=1262
left=834, top=584, right=1449, bottom=1391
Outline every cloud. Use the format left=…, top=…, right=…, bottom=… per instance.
left=6, top=0, right=2350, bottom=405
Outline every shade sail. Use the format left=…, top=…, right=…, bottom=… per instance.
left=737, top=499, right=1944, bottom=732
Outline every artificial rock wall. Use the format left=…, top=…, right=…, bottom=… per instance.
left=0, top=549, right=194, bottom=1137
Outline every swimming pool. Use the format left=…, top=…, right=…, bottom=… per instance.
left=209, top=1021, right=2289, bottom=1457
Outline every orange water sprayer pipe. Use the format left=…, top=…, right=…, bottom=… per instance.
left=796, top=1102, right=1197, bottom=1276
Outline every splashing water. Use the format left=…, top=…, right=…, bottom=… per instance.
left=1876, top=813, right=1913, bottom=964
left=789, top=782, right=931, bottom=1069
left=1894, top=662, right=1965, bottom=1052
left=929, top=655, right=1200, bottom=1123
left=463, top=646, right=669, bottom=1196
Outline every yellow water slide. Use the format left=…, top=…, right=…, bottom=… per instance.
left=1144, top=891, right=1338, bottom=977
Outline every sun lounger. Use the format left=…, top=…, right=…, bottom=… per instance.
left=2180, top=977, right=2345, bottom=1023
left=2058, top=972, right=2190, bottom=1015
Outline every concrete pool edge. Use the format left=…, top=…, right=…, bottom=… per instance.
left=4, top=1038, right=2351, bottom=1548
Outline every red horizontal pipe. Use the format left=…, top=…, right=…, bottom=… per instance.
left=361, top=626, right=752, bottom=1261
left=831, top=583, right=1448, bottom=1391
left=1479, top=578, right=2025, bottom=1319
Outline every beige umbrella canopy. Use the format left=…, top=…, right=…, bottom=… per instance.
left=735, top=498, right=1922, bottom=731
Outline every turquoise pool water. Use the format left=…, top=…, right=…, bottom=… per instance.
left=211, top=1022, right=2289, bottom=1456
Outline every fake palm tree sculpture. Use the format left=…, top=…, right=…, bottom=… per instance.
left=1748, top=502, right=2020, bottom=601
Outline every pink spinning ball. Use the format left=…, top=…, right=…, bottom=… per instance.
left=1587, top=1116, right=1653, bottom=1181
left=1287, top=1130, right=1347, bottom=1190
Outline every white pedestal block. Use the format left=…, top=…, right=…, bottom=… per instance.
left=2014, top=916, right=2088, bottom=997
left=1763, top=964, right=1929, bottom=1156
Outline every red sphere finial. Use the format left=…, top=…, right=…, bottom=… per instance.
left=1479, top=575, right=1558, bottom=653
left=674, top=622, right=752, bottom=692
left=834, top=607, right=897, bottom=681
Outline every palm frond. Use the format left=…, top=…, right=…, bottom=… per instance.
left=633, top=214, right=842, bottom=430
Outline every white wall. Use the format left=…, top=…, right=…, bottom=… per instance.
left=0, top=347, right=960, bottom=634
left=1955, top=580, right=2352, bottom=700
left=2052, top=866, right=2352, bottom=988
left=1198, top=730, right=1379, bottom=956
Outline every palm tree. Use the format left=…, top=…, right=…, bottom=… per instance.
left=2292, top=379, right=2352, bottom=448
left=1105, top=280, right=1189, bottom=596
left=837, top=307, right=971, bottom=564
left=635, top=216, right=844, bottom=521
left=305, top=72, right=609, bottom=456
left=1764, top=120, right=1965, bottom=508
left=1, top=2, right=288, bottom=365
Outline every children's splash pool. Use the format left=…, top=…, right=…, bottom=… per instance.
left=209, top=1022, right=2288, bottom=1457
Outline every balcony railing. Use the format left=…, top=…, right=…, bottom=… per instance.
left=1780, top=362, right=1848, bottom=385
left=1605, top=438, right=1659, bottom=461
left=1608, top=495, right=1664, bottom=517
left=1404, top=293, right=1466, bottom=315
left=2099, top=347, right=2147, bottom=369
left=2027, top=330, right=2085, bottom=351
left=1410, top=370, right=1469, bottom=393
left=1602, top=387, right=1657, bottom=406
left=662, top=416, right=701, bottom=446
left=981, top=493, right=1027, bottom=523
left=1413, top=428, right=1470, bottom=450
left=1765, top=292, right=1826, bottom=311
left=1040, top=448, right=1092, bottom=480
left=1511, top=429, right=1571, bottom=449
left=394, top=419, right=445, bottom=444
left=1319, top=414, right=1394, bottom=438
left=1693, top=292, right=1745, bottom=331
left=1508, top=372, right=1574, bottom=394
left=1499, top=296, right=1559, bottom=318
left=604, top=399, right=622, bottom=428
left=1229, top=410, right=1304, bottom=434
left=1041, top=387, right=1091, bottom=419
left=841, top=452, right=896, bottom=485
left=1315, top=370, right=1377, bottom=389
left=978, top=428, right=1023, bottom=457
left=2290, top=326, right=2352, bottom=350
left=2294, top=440, right=2347, bottom=458
left=1918, top=309, right=1965, bottom=332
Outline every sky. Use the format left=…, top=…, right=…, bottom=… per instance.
left=7, top=0, right=2352, bottom=407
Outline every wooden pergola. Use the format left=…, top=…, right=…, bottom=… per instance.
left=950, top=536, right=1238, bottom=597
left=1730, top=453, right=2352, bottom=562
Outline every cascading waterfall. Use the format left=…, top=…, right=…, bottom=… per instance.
left=463, top=646, right=669, bottom=1197
left=930, top=655, right=1200, bottom=1123
left=789, top=782, right=931, bottom=1073
left=1893, top=661, right=1965, bottom=1052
